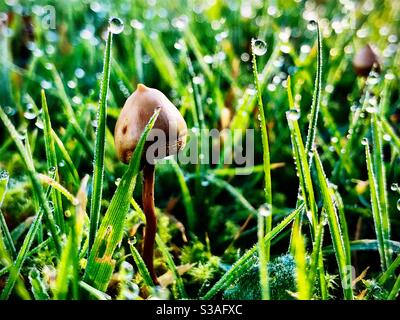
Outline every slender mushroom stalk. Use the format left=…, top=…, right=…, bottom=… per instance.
left=114, top=84, right=187, bottom=284
left=142, top=162, right=157, bottom=282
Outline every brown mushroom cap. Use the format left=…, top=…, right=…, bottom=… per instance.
left=114, top=84, right=188, bottom=164
left=353, top=44, right=381, bottom=77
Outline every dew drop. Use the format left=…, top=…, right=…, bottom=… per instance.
left=4, top=106, right=16, bottom=116
left=308, top=20, right=318, bottom=31
left=108, top=17, right=124, bottom=34
left=74, top=68, right=85, bottom=79
left=24, top=110, right=37, bottom=120
left=286, top=108, right=301, bottom=121
left=361, top=137, right=369, bottom=145
left=397, top=199, right=400, bottom=211
left=40, top=80, right=52, bottom=89
left=383, top=134, right=391, bottom=142
left=48, top=166, right=56, bottom=176
left=391, top=183, right=399, bottom=192
left=201, top=179, right=209, bottom=187
left=0, top=170, right=9, bottom=181
left=35, top=118, right=44, bottom=130
left=259, top=203, right=272, bottom=217
left=252, top=39, right=267, bottom=56
left=67, top=80, right=77, bottom=89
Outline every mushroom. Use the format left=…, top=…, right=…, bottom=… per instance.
left=353, top=44, right=381, bottom=77
left=114, top=84, right=187, bottom=284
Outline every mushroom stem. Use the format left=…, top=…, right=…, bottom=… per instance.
left=142, top=162, right=159, bottom=284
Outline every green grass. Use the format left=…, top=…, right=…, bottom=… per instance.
left=0, top=0, right=399, bottom=301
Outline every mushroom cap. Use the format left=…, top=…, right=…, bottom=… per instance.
left=114, top=84, right=188, bottom=164
left=353, top=44, right=381, bottom=77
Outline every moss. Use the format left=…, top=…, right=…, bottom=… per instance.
left=223, top=254, right=297, bottom=300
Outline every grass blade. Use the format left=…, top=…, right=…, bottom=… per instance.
left=304, top=21, right=323, bottom=158
left=50, top=66, right=93, bottom=157
left=88, top=29, right=114, bottom=252
left=313, top=149, right=353, bottom=300
left=41, top=90, right=65, bottom=233
left=371, top=113, right=391, bottom=266
left=292, top=219, right=310, bottom=299
left=156, top=234, right=187, bottom=299
left=129, top=242, right=154, bottom=288
left=168, top=158, right=196, bottom=231
left=251, top=38, right=273, bottom=300
left=365, top=141, right=389, bottom=270
left=0, top=171, right=16, bottom=258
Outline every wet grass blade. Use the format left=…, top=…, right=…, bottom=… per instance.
left=41, top=90, right=65, bottom=233
left=365, top=141, right=388, bottom=270
left=388, top=275, right=400, bottom=300
left=88, top=30, right=113, bottom=252
left=380, top=117, right=400, bottom=153
left=50, top=66, right=92, bottom=157
left=308, top=219, right=328, bottom=299
left=51, top=129, right=80, bottom=187
left=129, top=242, right=154, bottom=288
left=286, top=110, right=318, bottom=232
left=323, top=239, right=400, bottom=255
left=156, top=234, right=187, bottom=299
left=79, top=281, right=111, bottom=300
left=0, top=171, right=16, bottom=258
left=305, top=21, right=322, bottom=158
left=201, top=205, right=303, bottom=300
left=379, top=254, right=400, bottom=286
left=292, top=219, right=310, bottom=299
left=206, top=175, right=258, bottom=215
left=83, top=109, right=160, bottom=292
left=313, top=150, right=353, bottom=300
left=28, top=268, right=50, bottom=300
left=371, top=113, right=391, bottom=266
left=251, top=38, right=272, bottom=300
left=168, top=158, right=196, bottom=231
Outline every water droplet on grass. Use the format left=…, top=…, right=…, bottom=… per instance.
left=286, top=109, right=301, bottom=121
left=361, top=137, right=369, bottom=145
left=35, top=118, right=44, bottom=130
left=397, top=199, right=400, bottom=211
left=308, top=20, right=318, bottom=31
left=383, top=134, right=391, bottom=142
left=24, top=110, right=37, bottom=120
left=108, top=17, right=124, bottom=34
left=259, top=203, right=272, bottom=217
left=252, top=39, right=267, bottom=56
left=40, top=80, right=52, bottom=89
left=391, top=183, right=399, bottom=191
